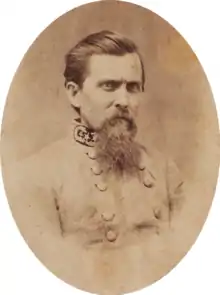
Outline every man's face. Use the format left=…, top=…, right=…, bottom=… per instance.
left=77, top=53, right=144, bottom=131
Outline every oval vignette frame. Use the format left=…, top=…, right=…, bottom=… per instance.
left=0, top=1, right=220, bottom=294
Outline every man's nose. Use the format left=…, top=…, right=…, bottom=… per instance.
left=114, top=88, right=129, bottom=109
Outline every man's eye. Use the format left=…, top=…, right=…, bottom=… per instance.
left=127, top=83, right=141, bottom=93
left=102, top=82, right=117, bottom=91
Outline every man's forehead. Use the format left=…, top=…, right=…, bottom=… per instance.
left=87, top=53, right=143, bottom=81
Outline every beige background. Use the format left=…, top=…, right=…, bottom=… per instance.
left=0, top=0, right=220, bottom=293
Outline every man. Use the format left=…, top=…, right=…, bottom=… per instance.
left=60, top=30, right=184, bottom=243
left=3, top=31, right=185, bottom=293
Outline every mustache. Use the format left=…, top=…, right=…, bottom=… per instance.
left=107, top=111, right=136, bottom=130
left=110, top=109, right=133, bottom=120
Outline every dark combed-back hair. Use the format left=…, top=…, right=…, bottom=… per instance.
left=63, top=30, right=145, bottom=90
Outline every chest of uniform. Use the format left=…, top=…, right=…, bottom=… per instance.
left=57, top=167, right=168, bottom=233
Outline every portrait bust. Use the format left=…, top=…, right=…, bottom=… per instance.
left=56, top=29, right=184, bottom=245
left=1, top=1, right=219, bottom=294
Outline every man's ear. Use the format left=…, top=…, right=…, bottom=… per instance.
left=65, top=81, right=81, bottom=108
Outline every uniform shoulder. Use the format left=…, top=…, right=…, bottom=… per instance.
left=2, top=138, right=78, bottom=190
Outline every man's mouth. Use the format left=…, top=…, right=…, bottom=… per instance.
left=109, top=115, right=133, bottom=126
left=98, top=114, right=137, bottom=138
left=116, top=116, right=136, bottom=132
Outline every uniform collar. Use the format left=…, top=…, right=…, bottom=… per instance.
left=74, top=125, right=97, bottom=147
left=70, top=115, right=97, bottom=146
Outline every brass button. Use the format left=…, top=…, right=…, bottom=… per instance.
left=143, top=181, right=154, bottom=188
left=91, top=165, right=102, bottom=175
left=87, top=149, right=97, bottom=160
left=138, top=162, right=146, bottom=171
left=153, top=208, right=162, bottom=220
left=143, top=176, right=154, bottom=188
left=106, top=230, right=117, bottom=242
left=95, top=182, right=107, bottom=192
left=101, top=212, right=115, bottom=222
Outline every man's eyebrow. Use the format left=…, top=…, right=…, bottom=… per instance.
left=97, top=79, right=123, bottom=87
left=97, top=79, right=142, bottom=85
left=127, top=80, right=142, bottom=85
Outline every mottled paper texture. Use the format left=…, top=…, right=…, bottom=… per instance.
left=0, top=1, right=219, bottom=294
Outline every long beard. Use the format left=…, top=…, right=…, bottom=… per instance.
left=95, top=116, right=143, bottom=178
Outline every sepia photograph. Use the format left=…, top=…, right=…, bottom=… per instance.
left=0, top=1, right=219, bottom=294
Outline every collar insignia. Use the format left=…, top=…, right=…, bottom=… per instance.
left=74, top=125, right=97, bottom=147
